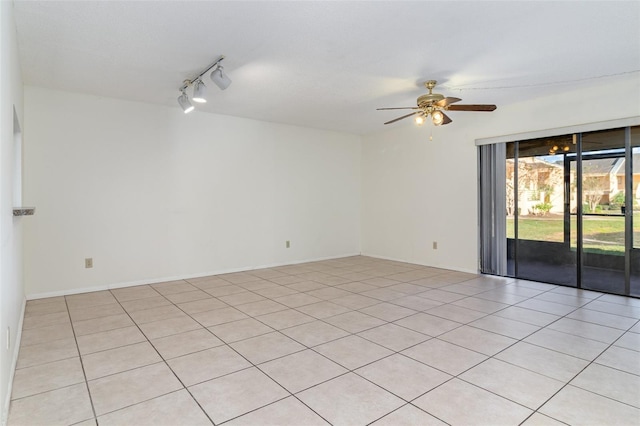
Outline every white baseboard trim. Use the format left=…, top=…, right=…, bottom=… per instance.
left=1, top=297, right=26, bottom=426
left=26, top=252, right=362, bottom=300
left=360, top=252, right=479, bottom=275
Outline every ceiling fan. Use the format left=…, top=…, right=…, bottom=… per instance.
left=377, top=80, right=496, bottom=126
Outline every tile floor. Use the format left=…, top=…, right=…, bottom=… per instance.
left=8, top=256, right=640, bottom=425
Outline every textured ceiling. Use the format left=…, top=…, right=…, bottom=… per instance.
left=12, top=1, right=640, bottom=135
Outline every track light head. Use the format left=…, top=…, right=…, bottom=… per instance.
left=211, top=65, right=232, bottom=90
left=192, top=79, right=207, bottom=103
left=177, top=91, right=194, bottom=114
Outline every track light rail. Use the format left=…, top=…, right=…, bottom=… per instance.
left=179, top=55, right=225, bottom=92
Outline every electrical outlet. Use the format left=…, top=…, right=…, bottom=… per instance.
left=433, top=241, right=438, bottom=250
left=85, top=258, right=93, bottom=268
left=286, top=240, right=290, bottom=248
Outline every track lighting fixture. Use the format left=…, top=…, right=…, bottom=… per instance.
left=192, top=79, right=207, bottom=103
left=177, top=90, right=194, bottom=114
left=177, top=55, right=231, bottom=113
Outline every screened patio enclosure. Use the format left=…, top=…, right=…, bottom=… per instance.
left=480, top=124, right=640, bottom=297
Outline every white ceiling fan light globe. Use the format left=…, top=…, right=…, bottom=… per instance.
left=432, top=110, right=444, bottom=126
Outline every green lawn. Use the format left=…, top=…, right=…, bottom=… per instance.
left=507, top=214, right=640, bottom=254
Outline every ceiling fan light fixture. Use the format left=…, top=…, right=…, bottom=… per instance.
left=178, top=91, right=194, bottom=114
left=192, top=79, right=207, bottom=103
left=211, top=65, right=232, bottom=90
left=415, top=114, right=425, bottom=126
left=432, top=110, right=444, bottom=126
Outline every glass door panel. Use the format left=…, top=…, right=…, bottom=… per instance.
left=579, top=129, right=626, bottom=294
left=629, top=127, right=640, bottom=296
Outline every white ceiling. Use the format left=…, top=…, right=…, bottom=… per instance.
left=12, top=1, right=640, bottom=135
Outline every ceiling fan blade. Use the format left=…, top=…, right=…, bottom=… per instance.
left=447, top=104, right=497, bottom=112
left=434, top=97, right=462, bottom=108
left=441, top=111, right=452, bottom=125
left=384, top=111, right=419, bottom=125
left=377, top=107, right=419, bottom=110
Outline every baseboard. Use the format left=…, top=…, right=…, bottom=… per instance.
left=1, top=297, right=26, bottom=426
left=360, top=252, right=479, bottom=275
left=26, top=252, right=362, bottom=300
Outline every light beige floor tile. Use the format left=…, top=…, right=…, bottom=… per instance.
left=370, top=404, right=447, bottom=426
left=88, top=362, right=183, bottom=415
left=167, top=345, right=251, bottom=386
left=359, top=302, right=416, bottom=322
left=296, top=301, right=351, bottom=319
left=470, top=314, right=540, bottom=339
left=585, top=300, right=640, bottom=319
left=151, top=280, right=198, bottom=295
left=534, top=292, right=592, bottom=307
left=314, top=335, right=393, bottom=370
left=204, top=285, right=248, bottom=298
left=566, top=307, right=638, bottom=330
left=230, top=331, right=305, bottom=364
left=76, top=326, right=146, bottom=355
left=305, top=287, right=353, bottom=301
left=425, top=304, right=487, bottom=323
left=97, top=389, right=212, bottom=426
left=495, top=341, right=589, bottom=382
left=270, top=275, right=307, bottom=285
left=137, top=315, right=201, bottom=339
left=614, top=331, right=640, bottom=351
left=520, top=412, right=567, bottom=425
left=402, top=338, right=487, bottom=376
left=417, top=289, right=467, bottom=303
left=298, top=373, right=403, bottom=426
left=177, top=297, right=228, bottom=314
left=256, top=309, right=315, bottom=330
left=260, top=349, right=347, bottom=393
left=331, top=294, right=380, bottom=310
left=254, top=286, right=299, bottom=299
left=11, top=357, right=85, bottom=399
left=82, top=342, right=162, bottom=380
left=191, top=306, right=248, bottom=327
left=189, top=367, right=288, bottom=424
left=335, top=281, right=378, bottom=293
left=22, top=311, right=70, bottom=330
left=218, top=291, right=265, bottom=306
left=69, top=303, right=125, bottom=322
left=540, top=385, right=640, bottom=425
left=280, top=320, right=349, bottom=347
left=20, top=322, right=74, bottom=347
left=225, top=396, right=329, bottom=426
left=324, top=311, right=386, bottom=333
left=548, top=317, right=625, bottom=344
left=460, top=358, right=564, bottom=409
left=110, top=285, right=160, bottom=302
left=128, top=305, right=185, bottom=324
left=452, top=296, right=509, bottom=314
left=524, top=328, right=608, bottom=360
left=394, top=312, right=462, bottom=337
left=571, top=363, right=640, bottom=408
left=71, top=418, right=97, bottom=426
left=360, top=277, right=402, bottom=288
left=16, top=337, right=78, bottom=369
left=238, top=280, right=280, bottom=291
left=234, top=300, right=289, bottom=316
left=8, top=383, right=93, bottom=426
left=24, top=298, right=67, bottom=317
left=357, top=354, right=451, bottom=400
left=388, top=295, right=443, bottom=311
left=413, top=378, right=532, bottom=425
left=358, top=323, right=430, bottom=351
left=119, top=295, right=172, bottom=312
left=219, top=272, right=262, bottom=284
left=285, top=281, right=327, bottom=292
left=493, top=306, right=560, bottom=326
left=151, top=328, right=224, bottom=359
left=209, top=317, right=273, bottom=343
left=273, top=293, right=323, bottom=308
left=439, top=325, right=517, bottom=356
left=66, top=291, right=117, bottom=309
left=73, top=314, right=134, bottom=337
left=595, top=345, right=640, bottom=375
left=164, top=289, right=212, bottom=304
left=361, top=288, right=408, bottom=301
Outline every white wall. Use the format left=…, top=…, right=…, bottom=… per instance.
left=361, top=76, right=640, bottom=272
left=0, top=1, right=25, bottom=424
left=23, top=87, right=361, bottom=297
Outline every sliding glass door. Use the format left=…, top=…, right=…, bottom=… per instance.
left=481, top=125, right=640, bottom=297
